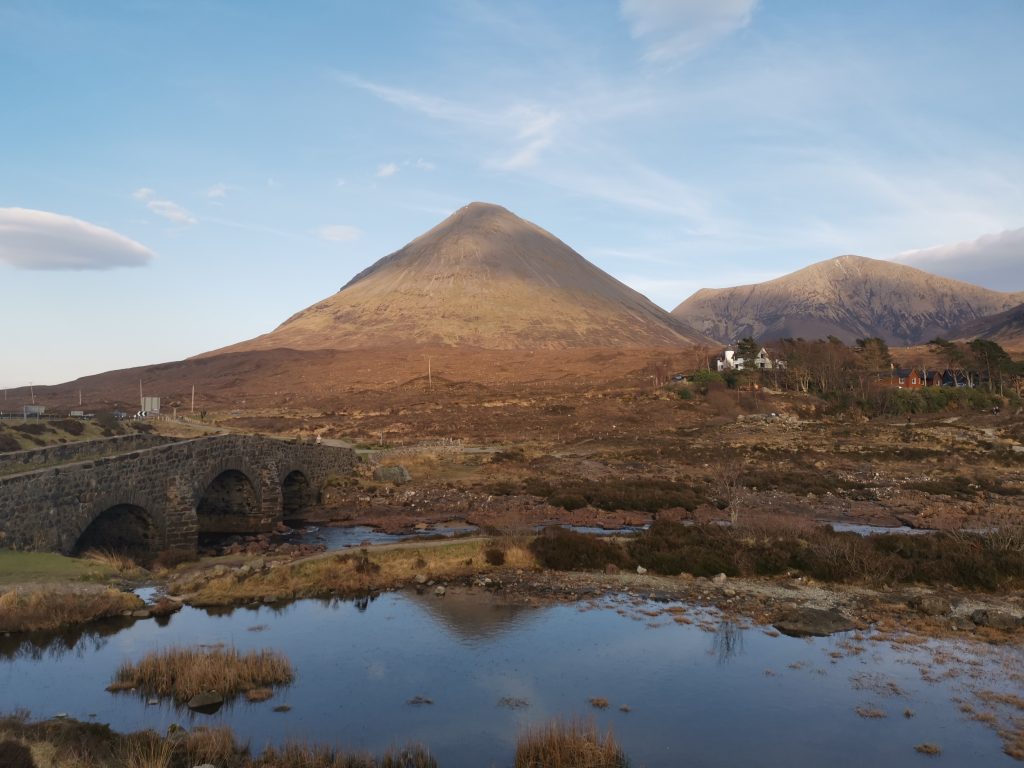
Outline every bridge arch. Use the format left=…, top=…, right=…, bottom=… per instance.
left=72, top=501, right=162, bottom=564
left=281, top=468, right=317, bottom=518
left=194, top=460, right=263, bottom=534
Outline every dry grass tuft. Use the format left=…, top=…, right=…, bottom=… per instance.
left=245, top=687, right=274, bottom=703
left=118, top=731, right=174, bottom=768
left=914, top=743, right=941, bottom=756
left=81, top=548, right=141, bottom=574
left=109, top=646, right=293, bottom=703
left=254, top=742, right=437, bottom=767
left=0, top=586, right=142, bottom=633
left=515, top=719, right=629, bottom=768
left=588, top=697, right=609, bottom=709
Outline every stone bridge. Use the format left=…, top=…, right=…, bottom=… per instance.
left=0, top=434, right=357, bottom=559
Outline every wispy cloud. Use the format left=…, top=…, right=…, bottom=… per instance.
left=206, top=182, right=229, bottom=199
left=314, top=224, right=362, bottom=242
left=376, top=162, right=399, bottom=178
left=621, top=0, right=759, bottom=62
left=133, top=187, right=196, bottom=224
left=0, top=208, right=155, bottom=270
left=415, top=158, right=436, bottom=171
left=145, top=198, right=196, bottom=224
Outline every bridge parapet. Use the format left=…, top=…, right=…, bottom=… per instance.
left=0, top=433, right=172, bottom=477
left=0, top=435, right=357, bottom=557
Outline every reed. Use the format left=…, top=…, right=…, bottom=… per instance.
left=0, top=586, right=142, bottom=633
left=515, top=719, right=629, bottom=768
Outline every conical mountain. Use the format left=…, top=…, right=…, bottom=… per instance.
left=672, top=254, right=1024, bottom=345
left=222, top=202, right=707, bottom=353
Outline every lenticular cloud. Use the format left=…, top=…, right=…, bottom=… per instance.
left=0, top=207, right=155, bottom=270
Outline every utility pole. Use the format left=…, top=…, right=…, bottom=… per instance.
left=427, top=356, right=432, bottom=391
left=191, top=384, right=195, bottom=414
left=78, top=389, right=82, bottom=406
left=139, top=379, right=144, bottom=411
left=30, top=383, right=35, bottom=405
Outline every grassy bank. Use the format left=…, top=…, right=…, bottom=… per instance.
left=171, top=538, right=535, bottom=606
left=108, top=647, right=294, bottom=703
left=0, top=586, right=142, bottom=633
left=0, top=550, right=115, bottom=586
left=0, top=714, right=624, bottom=768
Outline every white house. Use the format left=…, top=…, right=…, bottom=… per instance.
left=716, top=347, right=780, bottom=372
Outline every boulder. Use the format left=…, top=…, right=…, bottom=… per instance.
left=373, top=465, right=412, bottom=485
left=635, top=566, right=648, bottom=575
left=970, top=609, right=1021, bottom=631
left=414, top=574, right=428, bottom=585
left=434, top=586, right=446, bottom=597
left=773, top=608, right=855, bottom=637
left=712, top=573, right=728, bottom=585
left=908, top=595, right=951, bottom=617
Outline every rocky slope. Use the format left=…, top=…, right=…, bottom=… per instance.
left=672, top=255, right=1024, bottom=345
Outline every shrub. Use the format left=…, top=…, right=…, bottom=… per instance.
left=627, top=521, right=738, bottom=577
left=0, top=433, right=20, bottom=452
left=51, top=419, right=85, bottom=436
left=484, top=546, right=506, bottom=566
left=530, top=527, right=631, bottom=572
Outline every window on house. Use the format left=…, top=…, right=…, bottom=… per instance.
left=898, top=377, right=905, bottom=385
left=911, top=378, right=917, bottom=384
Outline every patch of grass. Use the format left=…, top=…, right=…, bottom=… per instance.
left=0, top=550, right=113, bottom=585
left=254, top=743, right=437, bottom=767
left=0, top=586, right=142, bottom=633
left=914, top=743, right=941, bottom=756
left=108, top=646, right=294, bottom=703
left=515, top=719, right=629, bottom=768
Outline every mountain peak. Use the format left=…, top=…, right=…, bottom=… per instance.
left=215, top=203, right=708, bottom=354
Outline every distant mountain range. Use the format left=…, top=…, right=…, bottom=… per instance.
left=671, top=255, right=1024, bottom=347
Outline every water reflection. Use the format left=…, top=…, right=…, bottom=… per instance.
left=0, top=591, right=1020, bottom=768
left=712, top=619, right=745, bottom=664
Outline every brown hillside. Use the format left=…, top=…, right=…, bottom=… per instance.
left=212, top=202, right=707, bottom=354
left=672, top=255, right=1024, bottom=346
left=950, top=303, right=1024, bottom=351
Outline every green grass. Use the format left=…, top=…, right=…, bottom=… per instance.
left=0, top=549, right=113, bottom=585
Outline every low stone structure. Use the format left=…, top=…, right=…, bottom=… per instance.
left=0, top=435, right=356, bottom=558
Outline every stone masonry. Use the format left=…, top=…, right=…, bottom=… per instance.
left=0, top=435, right=356, bottom=556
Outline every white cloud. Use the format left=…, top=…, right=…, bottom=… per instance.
left=314, top=224, right=362, bottom=242
left=335, top=178, right=347, bottom=187
left=132, top=187, right=154, bottom=201
left=621, top=0, right=758, bottom=62
left=206, top=182, right=228, bottom=199
left=415, top=158, right=436, bottom=171
left=145, top=198, right=196, bottom=225
left=893, top=227, right=1024, bottom=291
left=0, top=208, right=155, bottom=271
left=376, top=162, right=399, bottom=178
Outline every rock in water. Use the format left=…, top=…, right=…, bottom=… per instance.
left=187, top=691, right=224, bottom=713
left=773, top=608, right=855, bottom=637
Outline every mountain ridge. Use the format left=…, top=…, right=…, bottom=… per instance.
left=671, top=254, right=1024, bottom=346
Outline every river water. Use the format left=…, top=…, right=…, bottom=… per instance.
left=1, top=589, right=1020, bottom=767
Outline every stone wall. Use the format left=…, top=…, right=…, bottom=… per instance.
left=0, top=435, right=357, bottom=556
left=0, top=433, right=171, bottom=477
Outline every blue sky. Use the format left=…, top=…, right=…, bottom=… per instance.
left=2, top=0, right=1023, bottom=387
